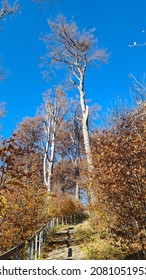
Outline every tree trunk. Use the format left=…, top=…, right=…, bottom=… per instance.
left=78, top=73, right=93, bottom=171
left=47, top=162, right=52, bottom=192
left=47, top=123, right=56, bottom=192
left=75, top=178, right=80, bottom=200
left=43, top=144, right=48, bottom=187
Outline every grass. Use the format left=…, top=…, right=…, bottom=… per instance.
left=85, top=239, right=125, bottom=260
left=74, top=221, right=125, bottom=260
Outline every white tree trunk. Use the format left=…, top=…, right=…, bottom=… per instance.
left=43, top=142, right=48, bottom=187
left=78, top=73, right=93, bottom=171
left=47, top=121, right=56, bottom=192
left=47, top=162, right=52, bottom=192
left=42, top=87, right=68, bottom=193
left=43, top=119, right=51, bottom=190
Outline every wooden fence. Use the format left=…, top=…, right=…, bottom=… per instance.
left=0, top=214, right=79, bottom=260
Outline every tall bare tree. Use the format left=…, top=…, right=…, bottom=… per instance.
left=66, top=104, right=82, bottom=200
left=42, top=86, right=68, bottom=192
left=42, top=14, right=108, bottom=171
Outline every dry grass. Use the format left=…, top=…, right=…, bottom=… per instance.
left=74, top=220, right=125, bottom=260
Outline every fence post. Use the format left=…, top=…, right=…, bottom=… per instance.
left=50, top=219, right=53, bottom=228
left=56, top=217, right=59, bottom=227
left=30, top=239, right=34, bottom=260
left=74, top=214, right=76, bottom=223
left=0, top=213, right=82, bottom=260
left=16, top=248, right=21, bottom=260
left=38, top=231, right=42, bottom=259
left=35, top=234, right=38, bottom=260
left=27, top=241, right=31, bottom=260
left=70, top=215, right=72, bottom=224
left=42, top=230, right=45, bottom=244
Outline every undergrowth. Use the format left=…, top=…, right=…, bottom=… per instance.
left=75, top=221, right=125, bottom=260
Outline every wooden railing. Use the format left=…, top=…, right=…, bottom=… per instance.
left=0, top=241, right=25, bottom=260
left=0, top=214, right=79, bottom=260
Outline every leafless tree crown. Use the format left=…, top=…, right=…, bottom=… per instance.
left=42, top=14, right=108, bottom=79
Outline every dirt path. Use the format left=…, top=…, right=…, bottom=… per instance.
left=45, top=224, right=87, bottom=260
left=45, top=244, right=86, bottom=260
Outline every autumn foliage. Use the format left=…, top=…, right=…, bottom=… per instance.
left=0, top=117, right=85, bottom=254
left=90, top=102, right=146, bottom=257
left=1, top=4, right=145, bottom=260
left=47, top=193, right=85, bottom=218
left=0, top=133, right=47, bottom=254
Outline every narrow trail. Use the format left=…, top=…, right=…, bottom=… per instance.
left=45, top=244, right=86, bottom=260
left=44, top=224, right=87, bottom=260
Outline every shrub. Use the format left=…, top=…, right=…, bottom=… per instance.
left=85, top=238, right=125, bottom=260
left=47, top=193, right=85, bottom=218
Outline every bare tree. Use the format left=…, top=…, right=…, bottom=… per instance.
left=129, top=73, right=146, bottom=104
left=42, top=86, right=69, bottom=192
left=65, top=103, right=82, bottom=200
left=42, top=14, right=108, bottom=171
left=0, top=0, right=20, bottom=20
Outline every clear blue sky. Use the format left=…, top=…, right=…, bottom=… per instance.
left=0, top=0, right=146, bottom=138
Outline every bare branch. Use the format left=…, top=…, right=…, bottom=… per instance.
left=0, top=0, right=20, bottom=20
left=42, top=14, right=109, bottom=176
left=129, top=73, right=146, bottom=104
left=129, top=73, right=146, bottom=90
left=42, top=14, right=109, bottom=80
left=70, top=77, right=78, bottom=86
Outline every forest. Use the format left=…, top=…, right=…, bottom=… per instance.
left=0, top=0, right=146, bottom=259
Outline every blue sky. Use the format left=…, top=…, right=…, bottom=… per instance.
left=0, top=0, right=146, bottom=138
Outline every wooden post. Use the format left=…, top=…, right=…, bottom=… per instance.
left=50, top=219, right=53, bottom=228
left=27, top=241, right=31, bottom=260
left=16, top=248, right=21, bottom=260
left=74, top=214, right=76, bottom=223
left=62, top=216, right=64, bottom=225
left=42, top=230, right=44, bottom=244
left=41, top=230, right=43, bottom=245
left=35, top=234, right=38, bottom=260
left=56, top=217, right=59, bottom=227
left=30, top=239, right=34, bottom=260
left=70, top=215, right=72, bottom=224
left=38, top=232, right=41, bottom=259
